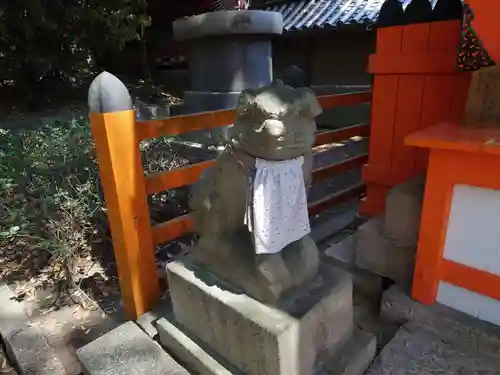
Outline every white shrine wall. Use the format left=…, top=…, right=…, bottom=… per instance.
left=437, top=184, right=500, bottom=326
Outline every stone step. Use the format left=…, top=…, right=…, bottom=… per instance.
left=366, top=322, right=500, bottom=375
left=157, top=316, right=242, bottom=375
left=320, top=328, right=376, bottom=375
left=157, top=313, right=377, bottom=375
left=76, top=321, right=189, bottom=375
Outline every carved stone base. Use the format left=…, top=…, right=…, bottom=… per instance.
left=190, top=231, right=319, bottom=304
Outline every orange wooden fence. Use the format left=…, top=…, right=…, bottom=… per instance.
left=90, top=90, right=371, bottom=319
left=361, top=19, right=472, bottom=216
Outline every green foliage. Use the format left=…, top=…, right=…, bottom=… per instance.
left=0, top=120, right=105, bottom=261
left=0, top=119, right=186, bottom=272
left=0, top=0, right=150, bottom=86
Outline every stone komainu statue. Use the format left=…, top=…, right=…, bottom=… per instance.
left=189, top=80, right=323, bottom=303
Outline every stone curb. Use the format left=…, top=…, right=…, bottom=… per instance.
left=0, top=283, right=65, bottom=375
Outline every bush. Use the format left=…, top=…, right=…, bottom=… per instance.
left=0, top=119, right=189, bottom=305
left=0, top=120, right=104, bottom=260
left=0, top=0, right=149, bottom=89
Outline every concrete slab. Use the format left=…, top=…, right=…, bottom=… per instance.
left=0, top=283, right=66, bottom=375
left=366, top=323, right=500, bottom=375
left=5, top=324, right=66, bottom=375
left=166, top=260, right=353, bottom=375
left=76, top=321, right=189, bottom=375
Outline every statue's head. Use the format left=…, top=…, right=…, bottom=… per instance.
left=229, top=80, right=322, bottom=160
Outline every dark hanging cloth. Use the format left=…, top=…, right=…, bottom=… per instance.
left=457, top=3, right=495, bottom=71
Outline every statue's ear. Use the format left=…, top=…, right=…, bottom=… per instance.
left=298, top=88, right=322, bottom=119
left=237, top=89, right=256, bottom=113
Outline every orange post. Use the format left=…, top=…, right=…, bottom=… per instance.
left=361, top=18, right=471, bottom=216
left=88, top=72, right=159, bottom=319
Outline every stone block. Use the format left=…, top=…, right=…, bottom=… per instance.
left=384, top=175, right=426, bottom=247
left=321, top=328, right=376, bottom=375
left=5, top=325, right=66, bottom=375
left=166, top=260, right=353, bottom=375
left=354, top=216, right=415, bottom=282
left=76, top=321, right=189, bottom=375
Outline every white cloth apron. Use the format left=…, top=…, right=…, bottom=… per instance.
left=245, top=156, right=311, bottom=255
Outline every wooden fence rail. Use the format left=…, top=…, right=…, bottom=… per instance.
left=89, top=74, right=372, bottom=319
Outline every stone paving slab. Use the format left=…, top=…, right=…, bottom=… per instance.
left=366, top=322, right=500, bottom=375
left=0, top=283, right=66, bottom=375
left=76, top=321, right=189, bottom=375
left=381, top=285, right=500, bottom=356
left=6, top=325, right=66, bottom=375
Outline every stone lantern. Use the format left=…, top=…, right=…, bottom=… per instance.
left=173, top=10, right=283, bottom=145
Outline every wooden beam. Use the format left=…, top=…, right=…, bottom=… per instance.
left=145, top=124, right=370, bottom=195
left=308, top=183, right=366, bottom=217
left=315, top=123, right=370, bottom=146
left=136, top=92, right=372, bottom=141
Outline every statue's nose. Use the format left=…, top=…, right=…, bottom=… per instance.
left=263, top=119, right=285, bottom=136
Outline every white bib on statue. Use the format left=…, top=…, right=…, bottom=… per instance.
left=245, top=155, right=311, bottom=255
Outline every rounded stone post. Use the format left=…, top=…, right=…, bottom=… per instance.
left=88, top=72, right=160, bottom=319
left=173, top=10, right=283, bottom=145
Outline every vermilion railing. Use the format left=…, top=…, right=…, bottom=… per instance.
left=90, top=90, right=371, bottom=319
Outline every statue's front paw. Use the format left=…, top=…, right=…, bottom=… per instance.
left=282, top=236, right=319, bottom=286
left=256, top=253, right=293, bottom=302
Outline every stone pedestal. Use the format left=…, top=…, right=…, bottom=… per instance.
left=158, top=260, right=375, bottom=375
left=354, top=175, right=425, bottom=283
left=173, top=10, right=283, bottom=145
left=354, top=216, right=415, bottom=283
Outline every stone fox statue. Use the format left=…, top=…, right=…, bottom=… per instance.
left=189, top=80, right=323, bottom=303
